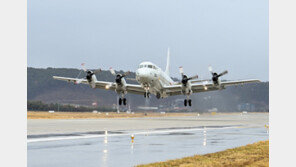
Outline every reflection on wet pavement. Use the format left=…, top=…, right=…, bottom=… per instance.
left=28, top=127, right=268, bottom=167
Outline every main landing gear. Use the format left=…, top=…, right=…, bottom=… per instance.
left=156, top=93, right=161, bottom=99
left=118, top=98, right=127, bottom=105
left=184, top=99, right=192, bottom=107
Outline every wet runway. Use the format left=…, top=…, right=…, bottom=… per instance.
left=28, top=125, right=269, bottom=167
left=27, top=113, right=268, bottom=135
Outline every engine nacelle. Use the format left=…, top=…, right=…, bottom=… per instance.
left=181, top=81, right=192, bottom=95
left=85, top=71, right=97, bottom=88
left=115, top=77, right=127, bottom=93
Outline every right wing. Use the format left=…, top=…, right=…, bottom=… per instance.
left=220, top=79, right=261, bottom=87
left=162, top=79, right=261, bottom=96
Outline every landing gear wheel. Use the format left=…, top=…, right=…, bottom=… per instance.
left=184, top=99, right=187, bottom=106
left=123, top=98, right=127, bottom=105
left=119, top=98, right=122, bottom=105
left=188, top=99, right=192, bottom=107
left=156, top=93, right=161, bottom=99
left=144, top=92, right=150, bottom=98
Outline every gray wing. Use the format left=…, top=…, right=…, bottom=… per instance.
left=53, top=76, right=145, bottom=95
left=125, top=84, right=146, bottom=95
left=53, top=76, right=89, bottom=84
left=163, top=79, right=261, bottom=96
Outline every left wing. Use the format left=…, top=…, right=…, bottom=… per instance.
left=53, top=76, right=146, bottom=94
left=53, top=76, right=89, bottom=84
left=53, top=76, right=116, bottom=89
left=125, top=84, right=146, bottom=95
left=163, top=79, right=261, bottom=96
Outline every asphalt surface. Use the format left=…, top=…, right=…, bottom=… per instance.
left=27, top=113, right=269, bottom=167
left=27, top=113, right=268, bottom=135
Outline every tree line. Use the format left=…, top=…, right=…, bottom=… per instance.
left=27, top=101, right=115, bottom=112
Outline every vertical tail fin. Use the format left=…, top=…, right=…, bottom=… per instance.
left=165, top=47, right=170, bottom=76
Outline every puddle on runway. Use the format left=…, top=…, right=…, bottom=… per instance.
left=27, top=130, right=124, bottom=139
left=28, top=127, right=269, bottom=167
left=166, top=132, right=195, bottom=135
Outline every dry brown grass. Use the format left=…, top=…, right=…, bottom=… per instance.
left=137, top=140, right=269, bottom=167
left=27, top=111, right=197, bottom=119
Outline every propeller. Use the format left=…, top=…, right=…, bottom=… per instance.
left=109, top=67, right=130, bottom=85
left=179, top=66, right=198, bottom=86
left=80, top=63, right=101, bottom=83
left=208, top=65, right=228, bottom=85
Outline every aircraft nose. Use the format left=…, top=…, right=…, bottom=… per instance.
left=136, top=69, right=150, bottom=82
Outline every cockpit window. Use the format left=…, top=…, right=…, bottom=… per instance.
left=139, top=64, right=157, bottom=69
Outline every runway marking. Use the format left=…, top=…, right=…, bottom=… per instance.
left=27, top=126, right=240, bottom=143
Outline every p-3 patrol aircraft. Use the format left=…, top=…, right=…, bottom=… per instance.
left=53, top=49, right=260, bottom=107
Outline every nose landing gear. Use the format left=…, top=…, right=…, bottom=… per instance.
left=144, top=92, right=150, bottom=98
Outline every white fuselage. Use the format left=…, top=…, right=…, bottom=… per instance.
left=135, top=61, right=174, bottom=97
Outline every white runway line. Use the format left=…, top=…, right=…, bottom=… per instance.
left=27, top=126, right=239, bottom=143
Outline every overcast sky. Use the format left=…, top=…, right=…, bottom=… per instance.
left=28, top=0, right=268, bottom=81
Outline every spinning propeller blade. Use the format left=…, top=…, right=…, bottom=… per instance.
left=178, top=66, right=198, bottom=86
left=208, top=66, right=228, bottom=85
left=122, top=71, right=130, bottom=77
left=208, top=65, right=213, bottom=74
left=109, top=67, right=116, bottom=76
left=218, top=70, right=228, bottom=77
left=109, top=67, right=130, bottom=84
left=179, top=66, right=184, bottom=76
